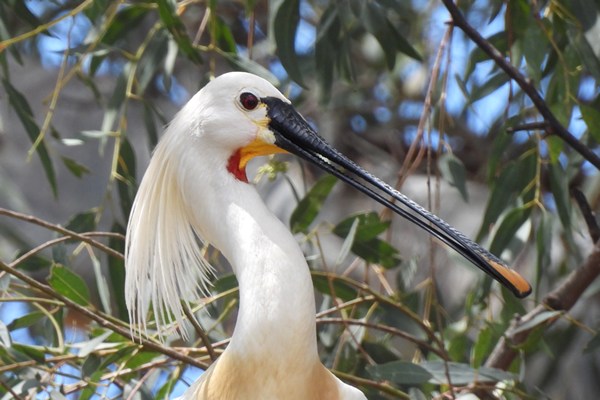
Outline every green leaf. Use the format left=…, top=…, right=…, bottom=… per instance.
left=333, top=213, right=401, bottom=269
left=548, top=162, right=571, bottom=230
left=12, top=343, right=46, bottom=362
left=333, top=212, right=390, bottom=241
left=315, top=4, right=339, bottom=101
left=100, top=4, right=149, bottom=46
left=478, top=152, right=536, bottom=240
left=214, top=16, right=237, bottom=53
left=311, top=272, right=357, bottom=301
left=580, top=104, right=600, bottom=142
left=290, top=175, right=337, bottom=234
left=12, top=252, right=52, bottom=272
left=512, top=310, right=562, bottom=334
left=471, top=325, right=493, bottom=368
left=108, top=222, right=128, bottom=320
left=117, top=138, right=137, bottom=221
left=438, top=153, right=469, bottom=202
left=366, top=361, right=433, bottom=385
left=48, top=264, right=91, bottom=306
left=421, top=361, right=516, bottom=385
left=156, top=0, right=203, bottom=64
left=7, top=311, right=45, bottom=331
left=470, top=71, right=509, bottom=103
left=213, top=274, right=239, bottom=293
left=65, top=210, right=97, bottom=233
left=489, top=205, right=531, bottom=256
left=137, top=29, right=169, bottom=94
left=523, top=23, right=549, bottom=84
left=2, top=79, right=58, bottom=197
left=142, top=102, right=159, bottom=149
left=271, top=0, right=306, bottom=87
left=78, top=331, right=113, bottom=358
left=466, top=32, right=507, bottom=79
left=61, top=156, right=90, bottom=178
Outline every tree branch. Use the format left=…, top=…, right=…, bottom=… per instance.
left=484, top=241, right=600, bottom=370
left=441, top=0, right=600, bottom=170
left=0, top=260, right=208, bottom=370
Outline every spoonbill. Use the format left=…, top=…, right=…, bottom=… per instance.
left=124, top=72, right=531, bottom=399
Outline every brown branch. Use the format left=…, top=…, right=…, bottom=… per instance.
left=484, top=241, right=600, bottom=370
left=0, top=207, right=124, bottom=260
left=506, top=121, right=549, bottom=134
left=183, top=302, right=217, bottom=362
left=0, top=260, right=208, bottom=370
left=571, top=188, right=600, bottom=243
left=441, top=0, right=600, bottom=171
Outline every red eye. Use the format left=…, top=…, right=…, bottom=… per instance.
left=240, top=92, right=259, bottom=110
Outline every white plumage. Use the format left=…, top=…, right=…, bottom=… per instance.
left=125, top=71, right=530, bottom=399
left=125, top=72, right=366, bottom=399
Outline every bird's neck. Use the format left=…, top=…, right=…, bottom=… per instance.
left=188, top=173, right=320, bottom=366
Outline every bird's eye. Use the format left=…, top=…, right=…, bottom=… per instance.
left=239, top=92, right=259, bottom=110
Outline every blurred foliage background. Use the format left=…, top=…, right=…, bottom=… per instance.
left=1, top=0, right=600, bottom=398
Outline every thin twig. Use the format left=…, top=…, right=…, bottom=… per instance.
left=506, top=121, right=549, bottom=134
left=441, top=0, right=600, bottom=170
left=0, top=260, right=208, bottom=370
left=484, top=241, right=600, bottom=370
left=0, top=208, right=124, bottom=260
left=182, top=302, right=217, bottom=362
left=317, top=317, right=447, bottom=359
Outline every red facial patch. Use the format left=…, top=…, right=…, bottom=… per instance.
left=227, top=149, right=248, bottom=183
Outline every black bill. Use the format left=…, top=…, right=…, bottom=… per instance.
left=262, top=96, right=531, bottom=298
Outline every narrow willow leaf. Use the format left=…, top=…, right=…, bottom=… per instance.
left=548, top=162, right=571, bottom=230
left=333, top=212, right=390, bottom=241
left=2, top=79, right=57, bottom=197
left=333, top=213, right=401, bottom=269
left=108, top=222, right=128, bottom=320
left=335, top=217, right=359, bottom=267
left=580, top=104, right=600, bottom=142
left=100, top=4, right=149, bottom=46
left=478, top=151, right=536, bottom=240
left=438, top=153, right=469, bottom=202
left=290, top=174, right=337, bottom=234
left=489, top=206, right=531, bottom=256
left=78, top=331, right=112, bottom=358
left=48, top=264, right=91, bottom=306
left=65, top=210, right=97, bottom=233
left=421, top=361, right=515, bottom=385
left=13, top=252, right=52, bottom=272
left=315, top=4, right=339, bottom=101
left=472, top=325, right=493, bottom=368
left=311, top=273, right=357, bottom=301
left=0, top=321, right=10, bottom=348
left=156, top=0, right=202, bottom=64
left=117, top=138, right=137, bottom=221
left=366, top=361, right=433, bottom=385
left=7, top=311, right=44, bottom=331
left=12, top=343, right=46, bottom=362
left=470, top=71, right=509, bottom=103
left=91, top=252, right=112, bottom=314
left=271, top=0, right=305, bottom=86
left=61, top=156, right=90, bottom=178
left=512, top=310, right=562, bottom=334
left=137, top=29, right=169, bottom=94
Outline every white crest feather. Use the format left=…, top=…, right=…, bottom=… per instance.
left=125, top=122, right=214, bottom=340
